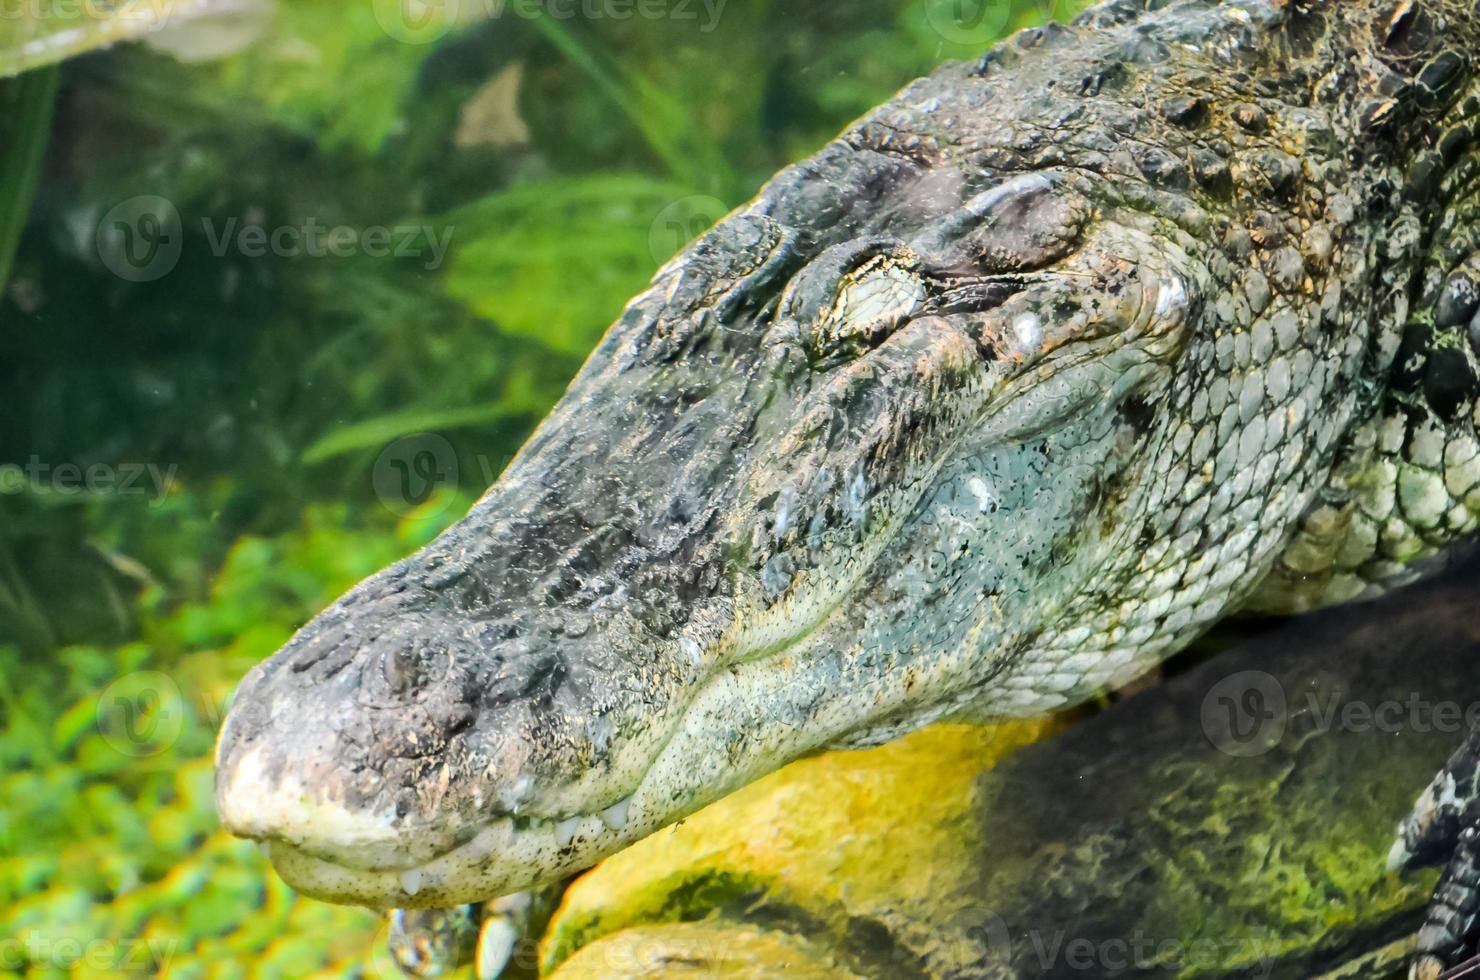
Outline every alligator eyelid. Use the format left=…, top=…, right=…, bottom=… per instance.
left=936, top=272, right=1048, bottom=287
left=926, top=272, right=1043, bottom=305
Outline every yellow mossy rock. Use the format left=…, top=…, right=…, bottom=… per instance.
left=549, top=922, right=862, bottom=979
left=542, top=719, right=1060, bottom=977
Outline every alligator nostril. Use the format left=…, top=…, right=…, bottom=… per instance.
left=357, top=633, right=452, bottom=709
left=383, top=645, right=437, bottom=694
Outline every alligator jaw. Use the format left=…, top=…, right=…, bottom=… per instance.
left=221, top=617, right=930, bottom=907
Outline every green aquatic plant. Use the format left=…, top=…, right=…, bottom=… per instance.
left=0, top=66, right=56, bottom=298
left=0, top=496, right=465, bottom=976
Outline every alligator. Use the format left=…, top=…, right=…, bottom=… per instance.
left=214, top=0, right=1480, bottom=974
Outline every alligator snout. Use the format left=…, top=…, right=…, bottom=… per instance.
left=214, top=539, right=715, bottom=907
left=215, top=601, right=495, bottom=871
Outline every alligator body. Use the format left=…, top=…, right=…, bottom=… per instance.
left=216, top=0, right=1480, bottom=965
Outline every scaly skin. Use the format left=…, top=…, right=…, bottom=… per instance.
left=216, top=0, right=1480, bottom=942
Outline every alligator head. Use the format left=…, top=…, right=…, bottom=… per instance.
left=216, top=0, right=1480, bottom=907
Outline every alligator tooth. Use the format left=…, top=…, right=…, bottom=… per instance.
left=1009, top=312, right=1042, bottom=356
left=771, top=484, right=798, bottom=540
left=600, top=796, right=631, bottom=832
left=555, top=816, right=580, bottom=847
left=967, top=476, right=995, bottom=513
left=1155, top=274, right=1189, bottom=318
left=400, top=869, right=423, bottom=897
left=477, top=918, right=519, bottom=980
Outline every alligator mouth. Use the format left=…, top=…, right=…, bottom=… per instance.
left=222, top=729, right=650, bottom=908
left=223, top=630, right=838, bottom=908
left=258, top=810, right=620, bottom=909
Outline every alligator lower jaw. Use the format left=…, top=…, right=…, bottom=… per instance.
left=230, top=632, right=873, bottom=908
left=259, top=810, right=623, bottom=909
left=226, top=609, right=910, bottom=908
left=220, top=742, right=649, bottom=908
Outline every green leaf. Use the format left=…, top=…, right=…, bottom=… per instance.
left=0, top=65, right=57, bottom=297
left=301, top=401, right=517, bottom=464
left=530, top=14, right=733, bottom=192
left=441, top=173, right=717, bottom=356
left=208, top=2, right=469, bottom=156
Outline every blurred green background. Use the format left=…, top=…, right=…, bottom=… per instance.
left=0, top=1, right=1080, bottom=975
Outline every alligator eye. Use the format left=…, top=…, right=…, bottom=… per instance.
left=813, top=255, right=925, bottom=353
left=774, top=238, right=923, bottom=361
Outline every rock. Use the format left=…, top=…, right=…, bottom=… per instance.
left=552, top=922, right=858, bottom=979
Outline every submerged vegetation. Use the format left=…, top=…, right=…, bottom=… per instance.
left=0, top=1, right=1077, bottom=973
